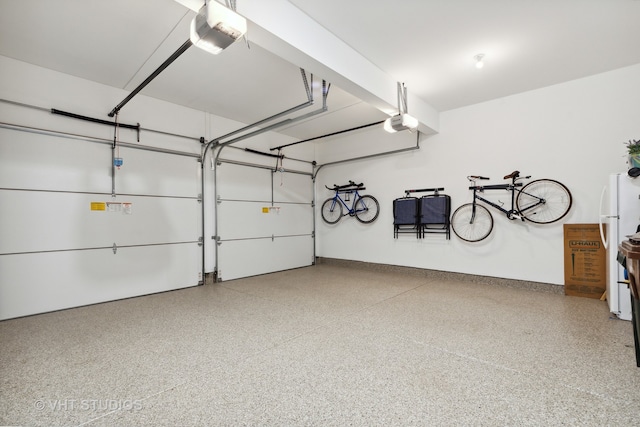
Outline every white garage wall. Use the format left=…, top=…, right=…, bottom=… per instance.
left=315, top=63, right=640, bottom=285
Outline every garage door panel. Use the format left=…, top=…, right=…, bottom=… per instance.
left=273, top=172, right=312, bottom=204
left=115, top=146, right=199, bottom=197
left=218, top=201, right=312, bottom=240
left=217, top=163, right=272, bottom=201
left=215, top=161, right=314, bottom=281
left=217, top=236, right=313, bottom=281
left=0, top=127, right=110, bottom=192
left=0, top=190, right=199, bottom=254
left=0, top=244, right=200, bottom=321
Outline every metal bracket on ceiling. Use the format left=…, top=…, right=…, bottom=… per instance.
left=300, top=68, right=313, bottom=103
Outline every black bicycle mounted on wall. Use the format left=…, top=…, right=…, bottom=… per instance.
left=321, top=181, right=380, bottom=224
left=450, top=170, right=572, bottom=242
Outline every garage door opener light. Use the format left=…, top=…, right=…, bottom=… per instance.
left=177, top=0, right=247, bottom=55
left=384, top=82, right=418, bottom=133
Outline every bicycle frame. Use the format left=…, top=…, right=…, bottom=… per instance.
left=327, top=189, right=366, bottom=216
left=471, top=183, right=519, bottom=220
left=470, top=180, right=547, bottom=221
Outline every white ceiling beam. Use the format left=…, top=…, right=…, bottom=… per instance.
left=236, top=0, right=439, bottom=134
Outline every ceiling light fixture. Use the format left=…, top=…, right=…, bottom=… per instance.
left=474, top=54, right=485, bottom=69
left=184, top=0, right=247, bottom=55
left=384, top=82, right=419, bottom=133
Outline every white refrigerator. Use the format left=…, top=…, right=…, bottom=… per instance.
left=599, top=173, right=640, bottom=321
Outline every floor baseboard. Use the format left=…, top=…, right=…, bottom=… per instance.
left=315, top=257, right=564, bottom=295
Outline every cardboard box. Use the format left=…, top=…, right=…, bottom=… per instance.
left=563, top=224, right=606, bottom=298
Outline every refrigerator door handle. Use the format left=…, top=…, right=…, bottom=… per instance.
left=599, top=185, right=611, bottom=249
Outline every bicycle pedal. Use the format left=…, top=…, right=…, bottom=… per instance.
left=507, top=211, right=522, bottom=220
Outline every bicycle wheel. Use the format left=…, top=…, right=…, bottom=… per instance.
left=451, top=203, right=494, bottom=242
left=354, top=195, right=380, bottom=223
left=321, top=198, right=343, bottom=224
left=516, top=179, right=572, bottom=224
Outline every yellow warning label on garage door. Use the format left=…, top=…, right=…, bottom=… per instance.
left=90, top=202, right=107, bottom=211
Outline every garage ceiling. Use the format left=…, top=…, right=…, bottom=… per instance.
left=1, top=0, right=639, bottom=140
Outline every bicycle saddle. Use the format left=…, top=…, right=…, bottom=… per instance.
left=503, top=170, right=520, bottom=180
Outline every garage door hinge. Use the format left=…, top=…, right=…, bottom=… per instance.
left=198, top=236, right=203, bottom=246
left=112, top=243, right=117, bottom=254
left=217, top=195, right=222, bottom=204
left=197, top=193, right=202, bottom=203
left=212, top=235, right=221, bottom=246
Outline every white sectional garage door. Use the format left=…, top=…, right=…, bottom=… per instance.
left=0, top=126, right=202, bottom=320
left=215, top=161, right=314, bottom=281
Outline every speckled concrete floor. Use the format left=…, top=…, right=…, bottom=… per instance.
left=1, top=263, right=639, bottom=426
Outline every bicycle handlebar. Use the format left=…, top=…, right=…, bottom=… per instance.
left=469, top=172, right=532, bottom=182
